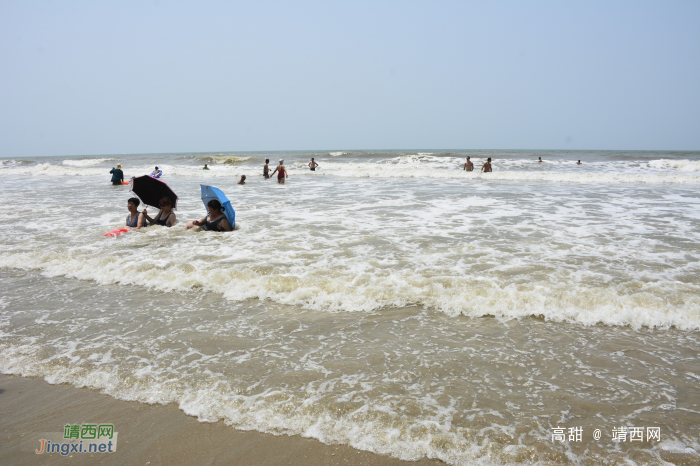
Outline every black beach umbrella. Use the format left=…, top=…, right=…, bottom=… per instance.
left=129, top=175, right=178, bottom=209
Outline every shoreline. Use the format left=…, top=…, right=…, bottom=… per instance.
left=0, top=374, right=444, bottom=466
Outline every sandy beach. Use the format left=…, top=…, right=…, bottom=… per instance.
left=0, top=374, right=445, bottom=466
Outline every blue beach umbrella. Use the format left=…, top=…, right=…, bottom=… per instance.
left=200, top=184, right=235, bottom=229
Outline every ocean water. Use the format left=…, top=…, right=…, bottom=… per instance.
left=1, top=149, right=699, bottom=465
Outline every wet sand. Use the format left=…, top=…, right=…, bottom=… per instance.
left=0, top=374, right=444, bottom=466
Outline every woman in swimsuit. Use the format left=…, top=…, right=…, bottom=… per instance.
left=126, top=197, right=146, bottom=229
left=143, top=197, right=177, bottom=227
left=185, top=199, right=233, bottom=232
left=270, top=159, right=288, bottom=184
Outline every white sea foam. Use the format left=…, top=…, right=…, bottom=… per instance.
left=647, top=159, right=700, bottom=172
left=196, top=155, right=253, bottom=165
left=61, top=158, right=115, bottom=166
left=0, top=166, right=698, bottom=330
left=1, top=150, right=699, bottom=466
left=1, top=249, right=697, bottom=329
left=3, top=156, right=700, bottom=185
left=1, top=278, right=696, bottom=466
left=0, top=159, right=35, bottom=167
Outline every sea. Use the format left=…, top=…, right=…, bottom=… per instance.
left=1, top=149, right=699, bottom=465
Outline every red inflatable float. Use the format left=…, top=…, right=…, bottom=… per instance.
left=104, top=228, right=129, bottom=237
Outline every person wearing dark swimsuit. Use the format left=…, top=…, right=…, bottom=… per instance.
left=126, top=197, right=145, bottom=229
left=185, top=199, right=233, bottom=232
left=270, top=159, right=288, bottom=184
left=309, top=158, right=319, bottom=171
left=263, top=159, right=270, bottom=179
left=143, top=197, right=176, bottom=227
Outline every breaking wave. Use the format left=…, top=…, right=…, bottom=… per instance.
left=195, top=155, right=253, bottom=165
left=62, top=158, right=116, bottom=167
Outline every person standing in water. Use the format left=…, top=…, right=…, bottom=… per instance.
left=110, top=164, right=124, bottom=185
left=463, top=157, right=474, bottom=171
left=481, top=157, right=492, bottom=173
left=309, top=158, right=319, bottom=171
left=576, top=160, right=582, bottom=165
left=202, top=164, right=210, bottom=170
left=270, top=159, right=288, bottom=184
left=537, top=157, right=543, bottom=163
left=237, top=175, right=246, bottom=185
left=150, top=166, right=162, bottom=178
left=263, top=159, right=270, bottom=179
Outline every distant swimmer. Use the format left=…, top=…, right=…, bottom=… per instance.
left=202, top=164, right=210, bottom=170
left=576, top=160, right=582, bottom=165
left=270, top=159, right=288, bottom=184
left=237, top=175, right=246, bottom=185
left=463, top=157, right=474, bottom=171
left=263, top=159, right=270, bottom=179
left=309, top=158, right=319, bottom=171
left=481, top=157, right=492, bottom=173
left=143, top=197, right=176, bottom=227
left=110, top=164, right=124, bottom=185
left=126, top=197, right=146, bottom=229
left=150, top=166, right=163, bottom=178
left=185, top=199, right=233, bottom=232
left=538, top=157, right=543, bottom=163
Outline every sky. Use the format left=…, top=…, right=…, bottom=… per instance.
left=1, top=0, right=699, bottom=157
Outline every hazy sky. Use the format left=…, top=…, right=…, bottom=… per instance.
left=1, top=0, right=699, bottom=156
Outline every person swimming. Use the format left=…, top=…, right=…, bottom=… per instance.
left=270, top=159, right=288, bottom=184
left=126, top=197, right=146, bottom=229
left=150, top=166, right=163, bottom=178
left=143, top=197, right=176, bottom=227
left=203, top=164, right=210, bottom=170
left=185, top=199, right=233, bottom=232
left=577, top=160, right=582, bottom=165
left=238, top=175, right=246, bottom=185
left=537, top=157, right=543, bottom=163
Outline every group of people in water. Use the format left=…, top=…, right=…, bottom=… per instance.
left=113, top=155, right=583, bottom=233
left=112, top=164, right=234, bottom=232
left=113, top=158, right=322, bottom=233
left=462, top=156, right=582, bottom=172
left=461, top=157, right=493, bottom=172
left=123, top=196, right=232, bottom=232
left=258, top=158, right=317, bottom=183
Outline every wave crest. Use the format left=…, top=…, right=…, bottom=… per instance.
left=196, top=155, right=252, bottom=165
